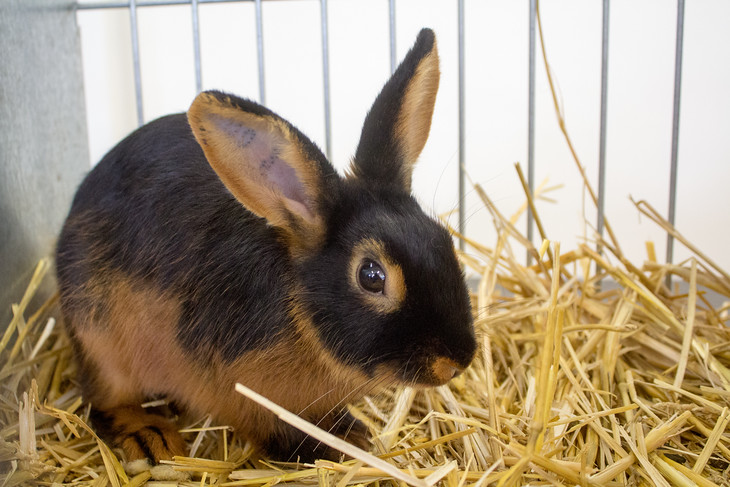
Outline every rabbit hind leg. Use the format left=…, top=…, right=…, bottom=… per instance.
left=90, top=404, right=187, bottom=464
left=73, top=350, right=187, bottom=465
left=68, top=308, right=189, bottom=468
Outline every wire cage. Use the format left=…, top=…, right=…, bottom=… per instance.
left=3, top=1, right=730, bottom=485
left=71, top=0, right=730, bottom=276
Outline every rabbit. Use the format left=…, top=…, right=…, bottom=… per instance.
left=55, top=28, right=477, bottom=467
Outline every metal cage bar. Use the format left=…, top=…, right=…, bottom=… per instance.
left=129, top=0, right=144, bottom=126
left=191, top=0, right=202, bottom=93
left=597, top=0, right=610, bottom=246
left=319, top=0, right=332, bottom=160
left=78, top=0, right=248, bottom=8
left=527, top=0, right=537, bottom=263
left=457, top=0, right=466, bottom=251
left=255, top=0, right=266, bottom=104
left=389, top=0, right=396, bottom=75
left=667, top=0, right=685, bottom=275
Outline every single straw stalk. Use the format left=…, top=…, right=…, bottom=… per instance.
left=234, top=383, right=428, bottom=487
left=674, top=259, right=698, bottom=389
left=633, top=198, right=730, bottom=284
left=693, top=407, right=730, bottom=474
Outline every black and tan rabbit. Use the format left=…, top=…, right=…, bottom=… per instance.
left=56, top=28, right=477, bottom=467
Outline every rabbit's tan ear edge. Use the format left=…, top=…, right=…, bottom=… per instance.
left=350, top=28, right=440, bottom=193
left=393, top=33, right=440, bottom=175
left=188, top=91, right=326, bottom=255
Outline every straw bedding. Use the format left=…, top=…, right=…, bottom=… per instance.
left=2, top=182, right=729, bottom=486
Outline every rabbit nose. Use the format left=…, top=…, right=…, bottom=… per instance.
left=432, top=357, right=463, bottom=384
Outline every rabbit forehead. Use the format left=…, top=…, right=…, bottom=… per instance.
left=344, top=198, right=456, bottom=277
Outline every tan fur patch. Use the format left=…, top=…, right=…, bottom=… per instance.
left=394, top=41, right=440, bottom=188
left=70, top=272, right=384, bottom=453
left=348, top=239, right=407, bottom=314
left=111, top=406, right=187, bottom=461
left=72, top=276, right=191, bottom=408
left=430, top=356, right=461, bottom=385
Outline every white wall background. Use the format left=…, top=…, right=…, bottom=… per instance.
left=77, top=0, right=730, bottom=273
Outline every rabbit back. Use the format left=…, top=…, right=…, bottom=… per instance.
left=57, top=113, right=294, bottom=360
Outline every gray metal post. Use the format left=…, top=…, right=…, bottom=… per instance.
left=527, top=0, right=536, bottom=262
left=597, top=0, right=610, bottom=246
left=320, top=0, right=332, bottom=160
left=458, top=0, right=466, bottom=251
left=130, top=0, right=144, bottom=126
left=666, top=0, right=685, bottom=284
left=389, top=0, right=396, bottom=74
left=255, top=0, right=266, bottom=104
left=191, top=0, right=202, bottom=92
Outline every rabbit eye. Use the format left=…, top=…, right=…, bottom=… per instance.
left=358, top=259, right=386, bottom=294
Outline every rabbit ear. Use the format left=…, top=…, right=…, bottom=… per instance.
left=188, top=91, right=331, bottom=254
left=350, top=28, right=440, bottom=193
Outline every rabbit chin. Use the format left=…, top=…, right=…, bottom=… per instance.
left=373, top=356, right=469, bottom=388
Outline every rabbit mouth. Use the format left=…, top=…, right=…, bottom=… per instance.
left=381, top=355, right=471, bottom=388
